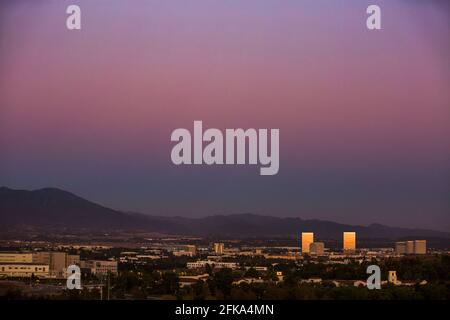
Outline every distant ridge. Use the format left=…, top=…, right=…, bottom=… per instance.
left=1, top=187, right=449, bottom=239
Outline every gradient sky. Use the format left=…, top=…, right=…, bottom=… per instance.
left=1, top=0, right=449, bottom=231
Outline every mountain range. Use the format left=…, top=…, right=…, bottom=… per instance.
left=1, top=186, right=449, bottom=240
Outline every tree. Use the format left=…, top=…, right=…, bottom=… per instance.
left=161, top=271, right=179, bottom=294
left=192, top=280, right=210, bottom=300
left=244, top=267, right=260, bottom=278
left=213, top=268, right=234, bottom=298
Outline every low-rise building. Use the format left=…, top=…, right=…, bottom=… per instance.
left=179, top=273, right=209, bottom=287
left=186, top=260, right=238, bottom=270
left=309, top=242, right=325, bottom=255
left=184, top=245, right=197, bottom=255
left=244, top=266, right=268, bottom=272
left=233, top=278, right=265, bottom=285
left=81, top=260, right=118, bottom=275
left=395, top=242, right=406, bottom=254
left=0, top=263, right=49, bottom=278
left=0, top=252, right=33, bottom=263
left=173, top=250, right=195, bottom=257
left=67, top=254, right=80, bottom=266
left=263, top=254, right=299, bottom=260
left=213, top=243, right=225, bottom=255
left=0, top=251, right=80, bottom=278
left=33, top=252, right=73, bottom=278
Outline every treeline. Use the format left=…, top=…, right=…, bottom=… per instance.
left=1, top=255, right=448, bottom=300
left=285, top=255, right=450, bottom=281
left=187, top=281, right=450, bottom=300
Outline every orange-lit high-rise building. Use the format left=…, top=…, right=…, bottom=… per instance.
left=301, top=232, right=314, bottom=254
left=343, top=232, right=356, bottom=252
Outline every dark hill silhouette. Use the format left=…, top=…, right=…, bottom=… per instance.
left=1, top=187, right=449, bottom=239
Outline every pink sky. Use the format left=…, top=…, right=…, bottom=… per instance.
left=1, top=0, right=449, bottom=230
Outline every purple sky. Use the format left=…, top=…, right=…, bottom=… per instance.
left=0, top=0, right=449, bottom=231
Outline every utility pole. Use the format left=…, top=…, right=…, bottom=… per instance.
left=107, top=273, right=110, bottom=300
left=100, top=277, right=103, bottom=301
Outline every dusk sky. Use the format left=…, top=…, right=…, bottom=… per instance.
left=1, top=1, right=449, bottom=231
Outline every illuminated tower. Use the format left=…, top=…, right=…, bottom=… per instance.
left=413, top=240, right=426, bottom=254
left=343, top=232, right=356, bottom=253
left=405, top=241, right=414, bottom=254
left=213, top=243, right=224, bottom=255
left=301, top=232, right=314, bottom=254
